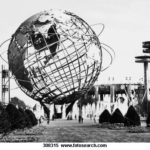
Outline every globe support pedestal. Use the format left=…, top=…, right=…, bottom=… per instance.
left=78, top=100, right=83, bottom=123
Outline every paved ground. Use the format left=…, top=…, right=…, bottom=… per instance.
left=1, top=119, right=150, bottom=142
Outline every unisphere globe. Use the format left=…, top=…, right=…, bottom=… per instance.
left=8, top=9, right=102, bottom=104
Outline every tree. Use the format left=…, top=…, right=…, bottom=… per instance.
left=0, top=103, right=11, bottom=133
left=99, top=109, right=111, bottom=123
left=6, top=104, right=24, bottom=130
left=78, top=94, right=97, bottom=106
left=18, top=108, right=32, bottom=128
left=124, top=105, right=141, bottom=126
left=10, top=97, right=26, bottom=109
left=25, top=109, right=38, bottom=126
left=110, top=108, right=125, bottom=124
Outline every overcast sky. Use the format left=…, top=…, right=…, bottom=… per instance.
left=0, top=0, right=150, bottom=106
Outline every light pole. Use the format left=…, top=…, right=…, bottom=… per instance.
left=135, top=41, right=150, bottom=113
left=109, top=76, right=115, bottom=113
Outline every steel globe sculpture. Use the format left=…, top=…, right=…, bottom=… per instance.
left=8, top=9, right=103, bottom=104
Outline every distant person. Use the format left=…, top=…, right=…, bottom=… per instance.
left=78, top=116, right=81, bottom=123
left=39, top=116, right=42, bottom=125
left=90, top=114, right=92, bottom=120
left=47, top=118, right=50, bottom=124
left=75, top=115, right=77, bottom=120
left=81, top=116, right=83, bottom=123
left=52, top=114, right=55, bottom=121
left=79, top=116, right=83, bottom=123
left=93, top=115, right=96, bottom=123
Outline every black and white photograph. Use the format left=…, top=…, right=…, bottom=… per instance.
left=0, top=0, right=150, bottom=148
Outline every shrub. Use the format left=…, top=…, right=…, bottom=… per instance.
left=25, top=109, right=38, bottom=126
left=110, top=108, right=125, bottom=124
left=99, top=109, right=111, bottom=123
left=127, top=126, right=146, bottom=133
left=18, top=108, right=32, bottom=128
left=0, top=103, right=4, bottom=116
left=6, top=104, right=24, bottom=130
left=124, top=105, right=141, bottom=126
left=10, top=97, right=26, bottom=110
left=146, top=114, right=150, bottom=127
left=0, top=103, right=11, bottom=133
left=142, top=99, right=150, bottom=114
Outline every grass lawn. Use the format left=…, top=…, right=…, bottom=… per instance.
left=1, top=119, right=150, bottom=142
